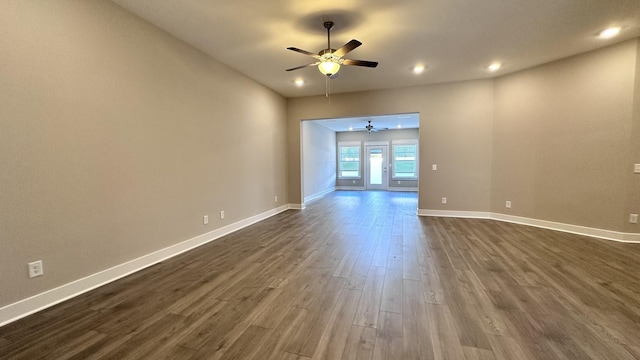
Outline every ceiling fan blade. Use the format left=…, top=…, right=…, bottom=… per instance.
left=286, top=62, right=320, bottom=71
left=333, top=39, right=362, bottom=57
left=287, top=47, right=320, bottom=59
left=342, top=59, right=378, bottom=68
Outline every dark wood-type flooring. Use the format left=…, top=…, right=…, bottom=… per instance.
left=2, top=191, right=640, bottom=359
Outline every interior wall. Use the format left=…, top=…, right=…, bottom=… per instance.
left=302, top=121, right=336, bottom=201
left=0, top=1, right=287, bottom=307
left=628, top=39, right=640, bottom=234
left=336, top=128, right=419, bottom=189
left=492, top=39, right=638, bottom=232
left=287, top=80, right=495, bottom=211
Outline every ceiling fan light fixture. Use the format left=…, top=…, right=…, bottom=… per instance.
left=319, top=61, right=340, bottom=76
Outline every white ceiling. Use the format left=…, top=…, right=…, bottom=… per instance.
left=312, top=113, right=420, bottom=132
left=111, top=0, right=640, bottom=98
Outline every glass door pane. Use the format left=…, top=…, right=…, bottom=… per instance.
left=369, top=149, right=383, bottom=185
left=366, top=145, right=388, bottom=190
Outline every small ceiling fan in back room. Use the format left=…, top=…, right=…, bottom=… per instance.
left=353, top=120, right=388, bottom=134
left=286, top=21, right=378, bottom=97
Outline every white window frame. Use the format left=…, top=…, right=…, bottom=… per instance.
left=391, top=139, right=419, bottom=180
left=337, top=141, right=362, bottom=179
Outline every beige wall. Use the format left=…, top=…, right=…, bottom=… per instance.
left=492, top=40, right=638, bottom=232
left=0, top=1, right=287, bottom=306
left=628, top=40, right=640, bottom=234
left=302, top=121, right=336, bottom=200
left=287, top=81, right=495, bottom=211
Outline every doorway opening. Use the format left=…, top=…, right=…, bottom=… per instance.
left=301, top=112, right=419, bottom=204
left=365, top=144, right=388, bottom=190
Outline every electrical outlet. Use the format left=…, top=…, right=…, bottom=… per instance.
left=630, top=214, right=638, bottom=224
left=28, top=260, right=43, bottom=278
left=505, top=201, right=512, bottom=209
left=203, top=215, right=208, bottom=225
left=352, top=180, right=356, bottom=184
left=220, top=210, right=225, bottom=219
left=274, top=195, right=278, bottom=203
left=442, top=197, right=447, bottom=204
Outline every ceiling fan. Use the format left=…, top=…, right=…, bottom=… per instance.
left=354, top=120, right=388, bottom=134
left=286, top=21, right=378, bottom=78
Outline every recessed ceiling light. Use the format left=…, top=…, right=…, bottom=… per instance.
left=487, top=63, right=502, bottom=72
left=413, top=64, right=425, bottom=74
left=294, top=79, right=304, bottom=87
left=598, top=26, right=621, bottom=39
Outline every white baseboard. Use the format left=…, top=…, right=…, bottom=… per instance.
left=0, top=204, right=290, bottom=327
left=417, top=209, right=492, bottom=218
left=388, top=187, right=419, bottom=192
left=335, top=186, right=365, bottom=191
left=288, top=203, right=305, bottom=210
left=491, top=213, right=640, bottom=243
left=417, top=209, right=640, bottom=243
left=304, top=187, right=335, bottom=203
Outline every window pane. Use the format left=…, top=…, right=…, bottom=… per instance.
left=393, top=144, right=417, bottom=179
left=341, top=170, right=359, bottom=177
left=338, top=145, right=360, bottom=178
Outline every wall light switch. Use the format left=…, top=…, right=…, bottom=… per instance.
left=432, top=164, right=437, bottom=171
left=634, top=164, right=640, bottom=174
left=203, top=215, right=208, bottom=225
left=220, top=211, right=225, bottom=219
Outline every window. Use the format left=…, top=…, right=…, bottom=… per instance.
left=338, top=142, right=361, bottom=178
left=392, top=141, right=418, bottom=179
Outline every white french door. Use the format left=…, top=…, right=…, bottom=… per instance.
left=365, top=145, right=388, bottom=190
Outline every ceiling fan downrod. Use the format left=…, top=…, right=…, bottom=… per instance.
left=324, top=21, right=333, bottom=52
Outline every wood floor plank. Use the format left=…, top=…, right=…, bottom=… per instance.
left=282, top=277, right=347, bottom=357
left=312, top=288, right=362, bottom=360
left=463, top=346, right=497, bottom=360
left=98, top=313, right=188, bottom=360
left=214, top=325, right=271, bottom=360
left=372, top=311, right=403, bottom=360
left=280, top=352, right=312, bottom=360
left=402, top=240, right=422, bottom=281
left=248, top=306, right=309, bottom=360
left=3, top=191, right=640, bottom=360
left=345, top=250, right=374, bottom=290
left=402, top=279, right=434, bottom=359
left=353, top=266, right=386, bottom=328
left=380, top=265, right=403, bottom=314
left=341, top=325, right=376, bottom=360
left=427, top=303, right=466, bottom=360
left=41, top=330, right=107, bottom=360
